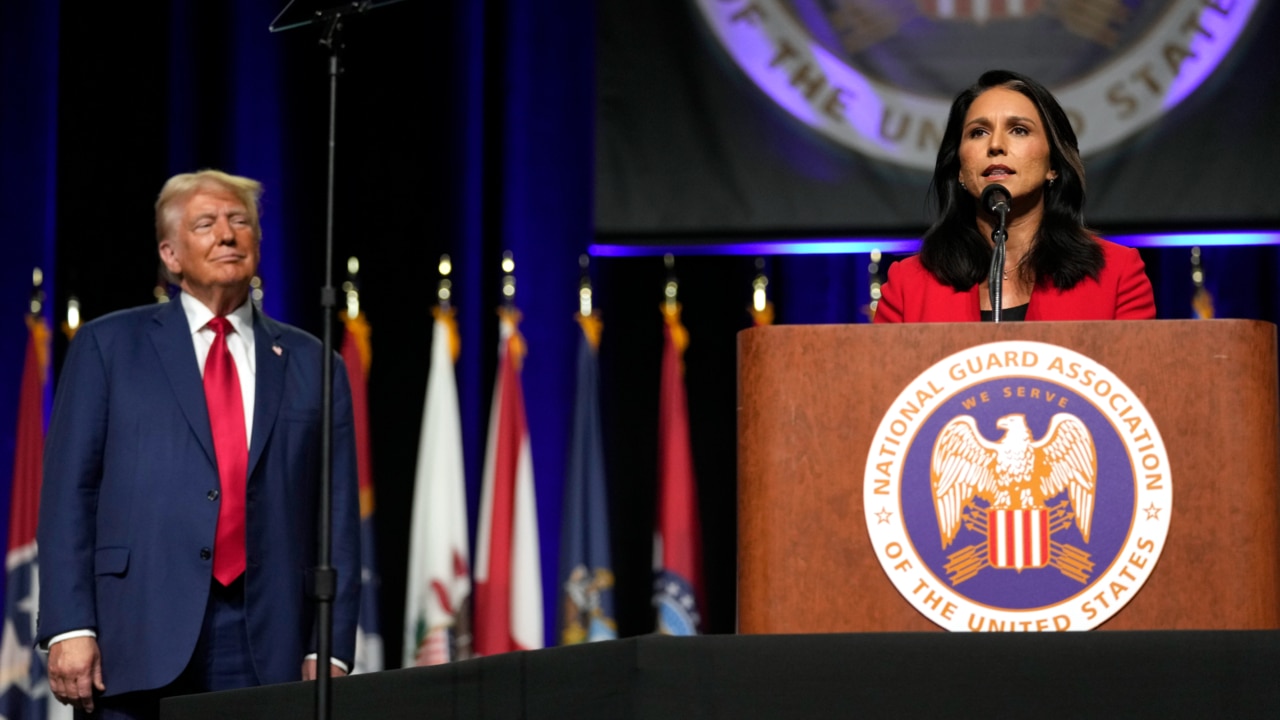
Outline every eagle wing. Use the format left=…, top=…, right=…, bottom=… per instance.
left=931, top=416, right=1000, bottom=548
left=1034, top=414, right=1098, bottom=541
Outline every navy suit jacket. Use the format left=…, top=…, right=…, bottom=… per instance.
left=36, top=298, right=360, bottom=696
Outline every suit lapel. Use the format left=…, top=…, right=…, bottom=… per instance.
left=148, top=299, right=217, bottom=467
left=249, top=307, right=286, bottom=481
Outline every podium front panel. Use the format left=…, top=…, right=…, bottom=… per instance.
left=738, top=320, right=1280, bottom=632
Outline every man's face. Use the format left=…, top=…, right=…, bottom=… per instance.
left=159, top=187, right=260, bottom=301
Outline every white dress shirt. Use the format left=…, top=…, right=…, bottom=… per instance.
left=182, top=292, right=256, bottom=440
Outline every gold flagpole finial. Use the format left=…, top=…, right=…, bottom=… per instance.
left=341, top=256, right=373, bottom=372
left=498, top=251, right=526, bottom=368
left=28, top=267, right=45, bottom=317
left=62, top=295, right=81, bottom=341
left=155, top=265, right=173, bottom=304
left=501, top=312, right=527, bottom=370
left=578, top=253, right=593, bottom=317
left=576, top=254, right=602, bottom=350
left=433, top=254, right=461, bottom=362
left=660, top=254, right=688, bottom=356
left=342, top=256, right=361, bottom=320
left=749, top=257, right=774, bottom=327
left=437, top=253, right=454, bottom=310
left=1191, top=246, right=1214, bottom=319
left=865, top=249, right=884, bottom=322
left=501, top=251, right=516, bottom=308
left=250, top=275, right=264, bottom=310
left=27, top=268, right=51, bottom=381
left=662, top=253, right=678, bottom=312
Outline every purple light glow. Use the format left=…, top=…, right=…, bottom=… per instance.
left=1116, top=231, right=1280, bottom=248
left=1164, top=1, right=1258, bottom=109
left=590, top=231, right=1280, bottom=257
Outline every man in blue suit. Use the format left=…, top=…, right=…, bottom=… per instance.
left=36, top=170, right=360, bottom=718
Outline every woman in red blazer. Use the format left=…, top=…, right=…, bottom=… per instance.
left=874, top=70, right=1155, bottom=323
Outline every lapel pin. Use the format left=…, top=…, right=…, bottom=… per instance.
left=272, top=344, right=283, bottom=356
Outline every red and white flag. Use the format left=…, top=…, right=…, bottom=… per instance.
left=0, top=314, right=71, bottom=720
left=404, top=308, right=472, bottom=666
left=473, top=308, right=543, bottom=654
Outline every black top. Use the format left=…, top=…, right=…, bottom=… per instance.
left=980, top=302, right=1030, bottom=322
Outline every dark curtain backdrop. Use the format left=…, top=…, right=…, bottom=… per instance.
left=0, top=0, right=60, bottom=609
left=597, top=1, right=1280, bottom=237
left=3, top=0, right=1279, bottom=675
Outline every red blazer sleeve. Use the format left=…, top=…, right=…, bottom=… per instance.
left=873, top=259, right=906, bottom=323
left=873, top=256, right=980, bottom=323
left=1112, top=244, right=1157, bottom=319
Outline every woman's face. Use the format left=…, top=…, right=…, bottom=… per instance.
left=957, top=87, right=1058, bottom=207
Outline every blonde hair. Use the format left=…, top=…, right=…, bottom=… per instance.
left=155, top=169, right=263, bottom=245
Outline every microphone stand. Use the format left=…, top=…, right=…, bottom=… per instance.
left=987, top=207, right=1009, bottom=323
left=268, top=2, right=403, bottom=719
left=314, top=12, right=341, bottom=720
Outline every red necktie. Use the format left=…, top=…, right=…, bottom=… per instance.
left=205, top=317, right=247, bottom=585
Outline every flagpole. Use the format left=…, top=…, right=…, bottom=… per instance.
left=559, top=255, right=617, bottom=645
left=340, top=258, right=384, bottom=674
left=654, top=255, right=705, bottom=636
left=404, top=254, right=473, bottom=667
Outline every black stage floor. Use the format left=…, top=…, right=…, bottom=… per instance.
left=163, top=630, right=1280, bottom=719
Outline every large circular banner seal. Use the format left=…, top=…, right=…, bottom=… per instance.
left=694, top=0, right=1260, bottom=169
left=863, top=341, right=1171, bottom=631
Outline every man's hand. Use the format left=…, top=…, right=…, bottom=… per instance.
left=301, top=659, right=348, bottom=681
left=48, top=636, right=105, bottom=713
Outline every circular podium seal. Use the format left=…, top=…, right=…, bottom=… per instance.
left=863, top=341, right=1171, bottom=631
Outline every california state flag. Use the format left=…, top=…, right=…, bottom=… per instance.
left=473, top=307, right=543, bottom=654
left=403, top=308, right=471, bottom=666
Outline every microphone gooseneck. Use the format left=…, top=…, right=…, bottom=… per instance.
left=982, top=184, right=1011, bottom=323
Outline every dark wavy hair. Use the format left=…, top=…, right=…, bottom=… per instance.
left=919, top=70, right=1102, bottom=291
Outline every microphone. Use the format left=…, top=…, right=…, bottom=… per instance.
left=982, top=184, right=1011, bottom=322
left=981, top=184, right=1011, bottom=216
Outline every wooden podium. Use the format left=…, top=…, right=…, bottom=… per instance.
left=737, top=320, right=1280, bottom=633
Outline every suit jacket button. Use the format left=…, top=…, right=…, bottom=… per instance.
left=200, top=548, right=212, bottom=561
left=207, top=490, right=219, bottom=501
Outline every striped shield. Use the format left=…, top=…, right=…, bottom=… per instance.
left=987, top=509, right=1050, bottom=570
left=917, top=0, right=1044, bottom=22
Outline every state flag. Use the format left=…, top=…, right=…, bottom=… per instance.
left=403, top=309, right=472, bottom=666
left=474, top=308, right=543, bottom=654
left=652, top=303, right=704, bottom=636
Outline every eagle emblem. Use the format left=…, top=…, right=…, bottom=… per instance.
left=821, top=0, right=1131, bottom=52
left=930, top=413, right=1098, bottom=583
left=561, top=565, right=617, bottom=644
